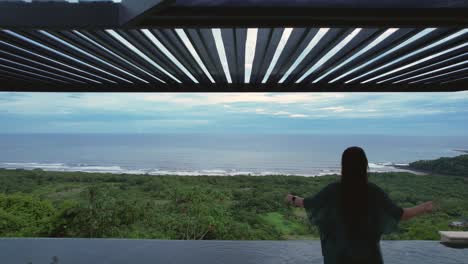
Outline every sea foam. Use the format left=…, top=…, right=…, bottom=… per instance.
left=0, top=161, right=413, bottom=177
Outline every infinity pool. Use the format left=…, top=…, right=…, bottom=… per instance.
left=0, top=239, right=466, bottom=264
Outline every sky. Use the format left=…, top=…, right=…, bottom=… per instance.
left=1, top=92, right=468, bottom=136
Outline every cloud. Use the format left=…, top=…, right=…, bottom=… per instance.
left=223, top=105, right=310, bottom=119
left=143, top=93, right=346, bottom=105
left=289, top=114, right=309, bottom=118
left=272, top=111, right=291, bottom=116
left=319, top=106, right=353, bottom=113
left=0, top=92, right=29, bottom=102
left=67, top=93, right=83, bottom=99
left=1, top=91, right=468, bottom=126
left=441, top=91, right=468, bottom=100
left=1, top=91, right=468, bottom=135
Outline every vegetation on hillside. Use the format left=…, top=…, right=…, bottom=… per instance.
left=0, top=163, right=467, bottom=240
left=409, top=154, right=468, bottom=177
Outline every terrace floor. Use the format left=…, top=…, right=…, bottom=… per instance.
left=0, top=239, right=467, bottom=264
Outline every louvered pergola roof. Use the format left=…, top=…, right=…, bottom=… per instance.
left=0, top=0, right=467, bottom=92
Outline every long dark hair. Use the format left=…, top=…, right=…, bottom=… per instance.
left=341, top=146, right=369, bottom=239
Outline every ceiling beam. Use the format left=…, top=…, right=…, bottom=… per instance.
left=119, top=0, right=175, bottom=27
left=137, top=7, right=468, bottom=28
left=0, top=2, right=120, bottom=29
left=0, top=3, right=466, bottom=29
left=1, top=82, right=466, bottom=93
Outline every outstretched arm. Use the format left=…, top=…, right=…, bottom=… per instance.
left=401, top=201, right=433, bottom=221
left=285, top=194, right=305, bottom=208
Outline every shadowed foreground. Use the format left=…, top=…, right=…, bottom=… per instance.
left=0, top=239, right=466, bottom=264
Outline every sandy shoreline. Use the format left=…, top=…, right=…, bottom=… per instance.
left=0, top=164, right=426, bottom=177
left=392, top=165, right=428, bottom=175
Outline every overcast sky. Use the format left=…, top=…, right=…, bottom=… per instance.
left=1, top=92, right=468, bottom=135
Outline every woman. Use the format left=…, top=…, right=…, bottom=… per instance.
left=286, top=146, right=433, bottom=264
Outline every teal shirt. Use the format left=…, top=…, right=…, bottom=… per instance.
left=303, top=182, right=403, bottom=264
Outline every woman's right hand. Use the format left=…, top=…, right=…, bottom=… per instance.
left=422, top=201, right=434, bottom=214
left=402, top=201, right=434, bottom=221
left=285, top=194, right=294, bottom=204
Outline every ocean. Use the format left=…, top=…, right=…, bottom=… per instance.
left=0, top=134, right=467, bottom=176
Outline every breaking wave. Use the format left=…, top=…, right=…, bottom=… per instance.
left=0, top=161, right=414, bottom=177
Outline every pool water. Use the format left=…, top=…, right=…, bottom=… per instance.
left=0, top=239, right=467, bottom=264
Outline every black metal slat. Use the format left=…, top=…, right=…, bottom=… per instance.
left=181, top=28, right=218, bottom=83
left=110, top=29, right=173, bottom=83
left=0, top=56, right=70, bottom=84
left=0, top=30, right=81, bottom=74
left=122, top=29, right=189, bottom=83
left=59, top=30, right=149, bottom=84
left=61, top=31, right=130, bottom=71
left=0, top=48, right=96, bottom=84
left=0, top=71, right=19, bottom=82
left=389, top=49, right=468, bottom=84
left=336, top=28, right=453, bottom=83
left=334, top=28, right=434, bottom=83
left=152, top=29, right=208, bottom=84
left=151, top=29, right=202, bottom=82
left=34, top=30, right=142, bottom=84
left=14, top=30, right=121, bottom=83
left=289, top=28, right=349, bottom=84
left=424, top=70, right=468, bottom=85
left=384, top=29, right=467, bottom=84
left=87, top=30, right=168, bottom=83
left=0, top=68, right=49, bottom=84
left=304, top=28, right=385, bottom=84
left=440, top=75, right=468, bottom=84
left=285, top=28, right=347, bottom=84
left=235, top=28, right=247, bottom=84
left=137, top=28, right=198, bottom=83
left=193, top=28, right=227, bottom=84
left=251, top=28, right=283, bottom=84
left=0, top=31, right=105, bottom=83
left=364, top=31, right=468, bottom=84
left=1, top=29, right=131, bottom=84
left=406, top=42, right=468, bottom=84
left=0, top=53, right=83, bottom=84
left=267, top=28, right=318, bottom=84
left=411, top=66, right=468, bottom=84
left=297, top=28, right=379, bottom=84
left=318, top=29, right=422, bottom=84
left=183, top=28, right=221, bottom=83
left=20, top=30, right=108, bottom=79
left=220, top=28, right=237, bottom=83
left=387, top=52, right=468, bottom=83
left=0, top=63, right=61, bottom=83
left=315, top=28, right=416, bottom=83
